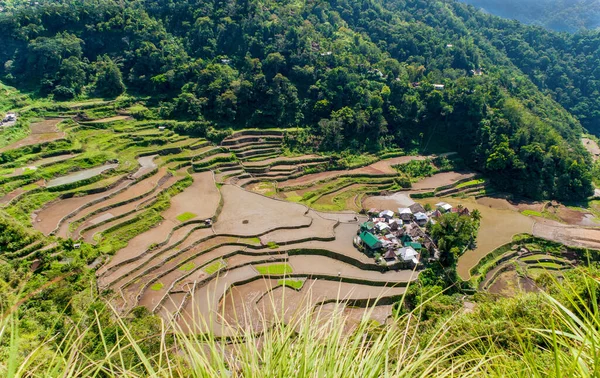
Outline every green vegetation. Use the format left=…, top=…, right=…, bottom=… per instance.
left=178, top=262, right=195, bottom=272
left=277, top=278, right=304, bottom=290
left=455, top=179, right=486, bottom=189
left=521, top=210, right=543, bottom=217
left=150, top=282, right=163, bottom=291
left=461, top=0, right=600, bottom=32
left=175, top=212, right=196, bottom=222
left=266, top=242, right=279, bottom=250
left=256, top=263, right=293, bottom=275
left=0, top=0, right=596, bottom=201
left=248, top=237, right=261, bottom=245
left=203, top=259, right=226, bottom=275
left=395, top=159, right=436, bottom=181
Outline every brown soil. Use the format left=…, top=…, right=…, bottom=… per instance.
left=100, top=226, right=214, bottom=290
left=287, top=255, right=417, bottom=283
left=214, top=185, right=311, bottom=236
left=219, top=279, right=402, bottom=333
left=362, top=192, right=415, bottom=210
left=65, top=167, right=175, bottom=238
left=162, top=171, right=220, bottom=223
left=33, top=180, right=131, bottom=236
left=533, top=219, right=600, bottom=250
left=582, top=137, right=600, bottom=161
left=487, top=269, right=517, bottom=296
left=0, top=119, right=65, bottom=153
left=411, top=171, right=476, bottom=190
left=253, top=280, right=405, bottom=332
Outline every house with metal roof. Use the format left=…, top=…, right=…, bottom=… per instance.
left=359, top=231, right=382, bottom=250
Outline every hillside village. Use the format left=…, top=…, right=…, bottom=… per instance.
left=355, top=201, right=470, bottom=267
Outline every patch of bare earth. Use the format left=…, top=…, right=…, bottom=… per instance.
left=533, top=219, right=600, bottom=250
left=411, top=171, right=475, bottom=190
left=214, top=185, right=311, bottom=236
left=0, top=119, right=65, bottom=153
left=582, top=137, right=600, bottom=161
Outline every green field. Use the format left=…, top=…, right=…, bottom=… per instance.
left=203, top=260, right=226, bottom=275
left=176, top=212, right=197, bottom=222
left=256, top=263, right=293, bottom=275
left=277, top=278, right=304, bottom=290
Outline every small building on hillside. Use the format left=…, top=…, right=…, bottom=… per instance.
left=409, top=203, right=426, bottom=214
left=379, top=210, right=394, bottom=219
left=389, top=218, right=403, bottom=231
left=436, top=202, right=453, bottom=212
left=383, top=249, right=397, bottom=262
left=414, top=212, right=429, bottom=226
left=360, top=221, right=375, bottom=233
left=375, top=222, right=390, bottom=233
left=405, top=241, right=422, bottom=250
left=359, top=231, right=382, bottom=250
left=398, top=207, right=413, bottom=221
left=433, top=84, right=445, bottom=90
left=397, top=247, right=419, bottom=264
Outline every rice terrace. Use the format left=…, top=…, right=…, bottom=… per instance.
left=0, top=98, right=598, bottom=339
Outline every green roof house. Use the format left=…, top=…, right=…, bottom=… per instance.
left=360, top=222, right=375, bottom=232
left=359, top=231, right=382, bottom=250
left=405, top=241, right=423, bottom=250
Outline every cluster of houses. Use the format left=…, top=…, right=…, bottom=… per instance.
left=354, top=201, right=469, bottom=267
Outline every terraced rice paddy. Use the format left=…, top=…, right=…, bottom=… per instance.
left=0, top=118, right=67, bottom=152
left=4, top=107, right=599, bottom=334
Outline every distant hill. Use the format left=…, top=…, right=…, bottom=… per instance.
left=460, top=0, right=600, bottom=32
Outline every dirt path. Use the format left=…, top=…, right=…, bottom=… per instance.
left=0, top=119, right=65, bottom=153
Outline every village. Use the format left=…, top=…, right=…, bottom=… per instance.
left=354, top=201, right=471, bottom=268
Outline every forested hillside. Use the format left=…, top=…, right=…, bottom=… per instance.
left=0, top=0, right=597, bottom=200
left=460, top=0, right=600, bottom=32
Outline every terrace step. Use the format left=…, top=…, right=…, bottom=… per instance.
left=236, top=147, right=282, bottom=159
left=227, top=140, right=282, bottom=153
left=437, top=184, right=487, bottom=197
left=221, top=135, right=283, bottom=146
left=241, top=152, right=282, bottom=162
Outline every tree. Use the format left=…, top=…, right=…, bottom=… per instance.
left=94, top=56, right=125, bottom=98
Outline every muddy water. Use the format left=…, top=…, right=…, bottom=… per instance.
left=46, top=163, right=118, bottom=188
left=416, top=197, right=534, bottom=280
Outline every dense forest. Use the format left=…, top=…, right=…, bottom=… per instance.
left=460, top=0, right=600, bottom=32
left=0, top=0, right=597, bottom=200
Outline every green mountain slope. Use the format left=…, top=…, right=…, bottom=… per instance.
left=460, top=0, right=600, bottom=32
left=0, top=0, right=596, bottom=200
